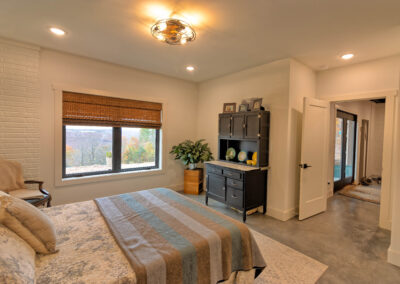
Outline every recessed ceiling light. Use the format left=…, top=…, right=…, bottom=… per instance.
left=49, top=27, right=66, bottom=36
left=341, top=53, right=354, bottom=60
left=186, top=66, right=195, bottom=71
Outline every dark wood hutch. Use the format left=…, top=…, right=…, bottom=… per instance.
left=205, top=110, right=270, bottom=222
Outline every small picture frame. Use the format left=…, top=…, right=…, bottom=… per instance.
left=223, top=103, right=236, bottom=113
left=252, top=98, right=263, bottom=110
left=238, top=103, right=249, bottom=112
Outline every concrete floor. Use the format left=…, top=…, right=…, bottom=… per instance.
left=185, top=192, right=400, bottom=283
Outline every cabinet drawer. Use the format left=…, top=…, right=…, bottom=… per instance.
left=227, top=178, right=243, bottom=190
left=223, top=169, right=242, bottom=180
left=207, top=166, right=223, bottom=176
left=207, top=174, right=226, bottom=200
left=226, top=187, right=243, bottom=209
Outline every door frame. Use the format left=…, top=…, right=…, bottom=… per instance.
left=324, top=89, right=398, bottom=230
left=334, top=110, right=358, bottom=191
left=358, top=119, right=369, bottom=181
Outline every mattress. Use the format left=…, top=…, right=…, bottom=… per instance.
left=37, top=201, right=136, bottom=283
left=36, top=189, right=265, bottom=284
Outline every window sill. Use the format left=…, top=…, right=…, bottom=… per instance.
left=55, top=167, right=165, bottom=187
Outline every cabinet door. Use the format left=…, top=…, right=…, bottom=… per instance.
left=219, top=114, right=231, bottom=137
left=226, top=187, right=243, bottom=209
left=231, top=114, right=245, bottom=138
left=207, top=173, right=226, bottom=201
left=245, top=113, right=260, bottom=139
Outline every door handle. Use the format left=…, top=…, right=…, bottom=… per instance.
left=299, top=163, right=312, bottom=169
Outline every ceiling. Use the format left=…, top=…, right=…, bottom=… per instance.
left=1, top=0, right=400, bottom=82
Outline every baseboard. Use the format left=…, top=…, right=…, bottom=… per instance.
left=167, top=183, right=184, bottom=192
left=267, top=206, right=297, bottom=221
left=388, top=246, right=400, bottom=267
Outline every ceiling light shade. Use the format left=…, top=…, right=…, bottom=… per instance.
left=186, top=66, right=195, bottom=71
left=49, top=27, right=66, bottom=36
left=151, top=18, right=196, bottom=45
left=341, top=53, right=354, bottom=60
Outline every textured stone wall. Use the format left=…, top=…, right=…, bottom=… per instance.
left=0, top=39, right=40, bottom=179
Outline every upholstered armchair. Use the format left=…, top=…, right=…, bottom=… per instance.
left=0, top=159, right=51, bottom=207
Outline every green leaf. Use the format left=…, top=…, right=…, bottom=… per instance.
left=169, top=138, right=214, bottom=166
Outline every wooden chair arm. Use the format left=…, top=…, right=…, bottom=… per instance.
left=24, top=180, right=44, bottom=190
left=23, top=181, right=52, bottom=207
left=40, top=188, right=49, bottom=195
left=24, top=180, right=44, bottom=185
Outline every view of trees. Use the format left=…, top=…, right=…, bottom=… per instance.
left=65, top=126, right=156, bottom=173
left=65, top=126, right=112, bottom=169
left=122, top=128, right=156, bottom=164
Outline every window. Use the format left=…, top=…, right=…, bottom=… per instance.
left=62, top=91, right=162, bottom=178
left=64, top=126, right=113, bottom=176
left=121, top=127, right=158, bottom=170
left=63, top=126, right=160, bottom=178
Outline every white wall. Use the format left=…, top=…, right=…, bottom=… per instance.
left=196, top=59, right=316, bottom=220
left=287, top=59, right=316, bottom=212
left=38, top=49, right=198, bottom=204
left=317, top=55, right=400, bottom=97
left=197, top=59, right=291, bottom=220
left=368, top=103, right=385, bottom=176
left=388, top=94, right=400, bottom=267
left=0, top=39, right=41, bottom=179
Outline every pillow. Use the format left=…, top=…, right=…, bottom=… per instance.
left=0, top=194, right=57, bottom=254
left=0, top=224, right=36, bottom=284
left=0, top=159, right=26, bottom=193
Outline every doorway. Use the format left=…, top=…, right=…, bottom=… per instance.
left=298, top=90, right=397, bottom=231
left=334, top=110, right=357, bottom=191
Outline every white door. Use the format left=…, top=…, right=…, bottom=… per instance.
left=299, top=97, right=330, bottom=220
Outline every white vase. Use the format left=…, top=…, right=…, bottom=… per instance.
left=106, top=157, right=112, bottom=167
left=189, top=163, right=197, bottom=170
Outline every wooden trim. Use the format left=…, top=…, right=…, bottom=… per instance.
left=62, top=91, right=162, bottom=128
left=324, top=89, right=398, bottom=102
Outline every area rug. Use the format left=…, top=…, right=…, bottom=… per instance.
left=338, top=184, right=380, bottom=204
left=251, top=229, right=328, bottom=283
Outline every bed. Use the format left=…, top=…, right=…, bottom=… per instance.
left=4, top=188, right=266, bottom=284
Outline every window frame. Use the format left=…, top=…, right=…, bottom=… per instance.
left=62, top=125, right=160, bottom=178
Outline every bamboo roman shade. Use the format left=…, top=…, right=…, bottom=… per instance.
left=62, top=91, right=162, bottom=128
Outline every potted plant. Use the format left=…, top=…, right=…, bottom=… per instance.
left=106, top=151, right=112, bottom=167
left=170, top=139, right=213, bottom=170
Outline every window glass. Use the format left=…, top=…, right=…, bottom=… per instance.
left=334, top=118, right=343, bottom=181
left=345, top=120, right=356, bottom=177
left=121, top=128, right=157, bottom=169
left=65, top=126, right=113, bottom=175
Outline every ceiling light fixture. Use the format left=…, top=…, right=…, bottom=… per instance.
left=151, top=18, right=196, bottom=45
left=341, top=53, right=354, bottom=60
left=49, top=27, right=66, bottom=36
left=186, top=66, right=195, bottom=71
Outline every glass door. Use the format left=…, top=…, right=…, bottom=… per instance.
left=334, top=110, right=357, bottom=191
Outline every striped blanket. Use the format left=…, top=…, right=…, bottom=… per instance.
left=95, top=188, right=266, bottom=284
